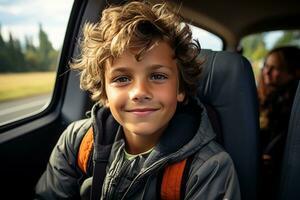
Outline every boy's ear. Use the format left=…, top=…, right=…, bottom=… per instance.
left=177, top=92, right=185, bottom=102
left=104, top=99, right=110, bottom=107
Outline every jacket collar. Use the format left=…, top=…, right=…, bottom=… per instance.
left=90, top=98, right=217, bottom=165
left=145, top=98, right=216, bottom=166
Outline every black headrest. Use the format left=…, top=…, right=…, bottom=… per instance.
left=279, top=81, right=300, bottom=200
left=197, top=49, right=260, bottom=200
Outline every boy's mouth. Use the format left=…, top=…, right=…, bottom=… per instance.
left=126, top=108, right=160, bottom=117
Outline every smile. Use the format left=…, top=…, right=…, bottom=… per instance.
left=126, top=108, right=160, bottom=117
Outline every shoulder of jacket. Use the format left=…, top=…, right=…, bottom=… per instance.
left=192, top=140, right=230, bottom=166
left=183, top=142, right=240, bottom=200
left=68, top=118, right=93, bottom=133
left=185, top=141, right=236, bottom=188
left=61, top=118, right=93, bottom=153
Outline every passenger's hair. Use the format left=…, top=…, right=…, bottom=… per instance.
left=266, top=46, right=300, bottom=73
left=70, top=1, right=203, bottom=105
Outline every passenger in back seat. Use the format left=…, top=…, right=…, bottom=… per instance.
left=257, top=46, right=300, bottom=197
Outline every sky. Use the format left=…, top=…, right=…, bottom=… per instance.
left=0, top=0, right=73, bottom=50
left=264, top=31, right=283, bottom=49
left=189, top=24, right=223, bottom=51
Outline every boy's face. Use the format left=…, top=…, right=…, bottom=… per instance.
left=104, top=41, right=185, bottom=152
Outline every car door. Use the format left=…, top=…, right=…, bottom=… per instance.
left=0, top=0, right=111, bottom=198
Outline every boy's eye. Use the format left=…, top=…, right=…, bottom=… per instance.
left=150, top=73, right=167, bottom=81
left=112, top=76, right=131, bottom=84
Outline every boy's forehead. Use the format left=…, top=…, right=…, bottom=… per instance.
left=110, top=40, right=175, bottom=64
left=104, top=41, right=177, bottom=73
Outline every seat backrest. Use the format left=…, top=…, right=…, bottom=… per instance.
left=278, top=81, right=300, bottom=200
left=197, top=49, right=260, bottom=200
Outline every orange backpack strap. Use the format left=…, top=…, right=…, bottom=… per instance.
left=160, top=159, right=187, bottom=200
left=77, top=126, right=94, bottom=174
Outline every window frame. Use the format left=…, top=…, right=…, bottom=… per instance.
left=188, top=23, right=225, bottom=51
left=0, top=0, right=87, bottom=134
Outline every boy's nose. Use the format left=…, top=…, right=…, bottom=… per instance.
left=129, top=80, right=152, bottom=102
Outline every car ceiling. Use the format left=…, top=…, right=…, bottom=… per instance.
left=150, top=0, right=300, bottom=50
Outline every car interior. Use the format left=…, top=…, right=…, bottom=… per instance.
left=0, top=0, right=299, bottom=199
left=198, top=49, right=259, bottom=200
left=279, top=82, right=300, bottom=200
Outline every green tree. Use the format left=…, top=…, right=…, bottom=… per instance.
left=252, top=42, right=268, bottom=61
left=241, top=33, right=268, bottom=62
left=0, top=24, right=59, bottom=72
left=5, top=33, right=26, bottom=72
left=48, top=49, right=59, bottom=71
left=241, top=33, right=268, bottom=81
left=24, top=36, right=40, bottom=71
left=37, top=24, right=54, bottom=71
left=272, top=31, right=300, bottom=48
left=0, top=25, right=5, bottom=47
left=0, top=25, right=9, bottom=72
left=13, top=35, right=26, bottom=71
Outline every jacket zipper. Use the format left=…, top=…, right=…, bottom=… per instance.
left=120, top=152, right=179, bottom=200
left=104, top=143, right=126, bottom=199
left=110, top=159, right=132, bottom=199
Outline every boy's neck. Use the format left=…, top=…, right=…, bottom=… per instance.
left=123, top=126, right=166, bottom=155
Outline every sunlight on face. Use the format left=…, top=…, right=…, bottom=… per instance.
left=104, top=41, right=185, bottom=154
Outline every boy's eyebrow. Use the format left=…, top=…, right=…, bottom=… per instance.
left=108, top=67, right=130, bottom=74
left=149, top=64, right=172, bottom=70
left=108, top=64, right=174, bottom=74
left=146, top=64, right=176, bottom=72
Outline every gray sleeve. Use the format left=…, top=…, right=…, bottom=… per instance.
left=184, top=151, right=241, bottom=200
left=34, top=120, right=90, bottom=200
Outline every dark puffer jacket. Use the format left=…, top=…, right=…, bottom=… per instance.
left=35, top=100, right=241, bottom=199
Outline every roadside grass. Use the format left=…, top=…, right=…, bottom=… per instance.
left=0, top=72, right=56, bottom=102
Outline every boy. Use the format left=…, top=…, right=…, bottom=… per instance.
left=35, top=1, right=240, bottom=199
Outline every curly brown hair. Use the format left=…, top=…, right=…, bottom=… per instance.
left=70, top=1, right=203, bottom=105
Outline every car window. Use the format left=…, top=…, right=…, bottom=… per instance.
left=240, top=30, right=300, bottom=84
left=189, top=24, right=223, bottom=51
left=0, top=0, right=73, bottom=126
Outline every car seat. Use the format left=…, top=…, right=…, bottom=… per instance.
left=278, top=81, right=300, bottom=200
left=197, top=49, right=260, bottom=200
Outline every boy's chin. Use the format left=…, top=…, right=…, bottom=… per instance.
left=123, top=123, right=167, bottom=137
